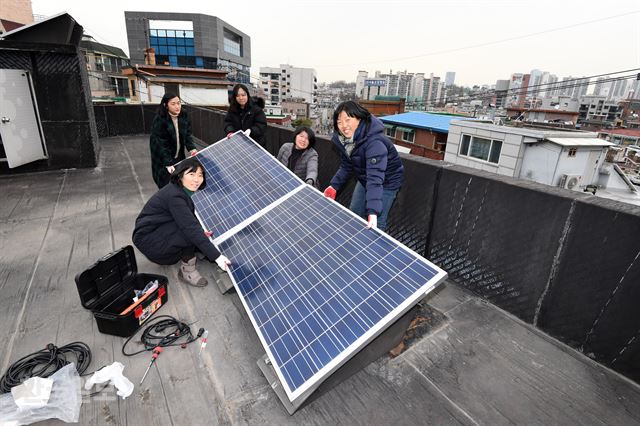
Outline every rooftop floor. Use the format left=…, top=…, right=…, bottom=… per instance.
left=1, top=135, right=640, bottom=424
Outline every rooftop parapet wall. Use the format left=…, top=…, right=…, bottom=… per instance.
left=95, top=104, right=640, bottom=383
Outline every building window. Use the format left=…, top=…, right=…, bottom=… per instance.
left=402, top=130, right=415, bottom=143
left=385, top=127, right=395, bottom=137
left=149, top=27, right=197, bottom=68
left=568, top=147, right=577, bottom=157
left=223, top=29, right=242, bottom=56
left=459, top=134, right=502, bottom=164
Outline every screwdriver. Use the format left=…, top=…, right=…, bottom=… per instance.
left=140, top=346, right=163, bottom=385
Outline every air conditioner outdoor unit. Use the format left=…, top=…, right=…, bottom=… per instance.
left=559, top=174, right=582, bottom=190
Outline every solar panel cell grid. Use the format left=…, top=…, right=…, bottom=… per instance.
left=192, top=133, right=302, bottom=237
left=219, top=186, right=442, bottom=397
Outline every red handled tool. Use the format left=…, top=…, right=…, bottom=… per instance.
left=140, top=346, right=163, bottom=385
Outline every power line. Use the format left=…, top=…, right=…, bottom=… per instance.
left=319, top=10, right=640, bottom=68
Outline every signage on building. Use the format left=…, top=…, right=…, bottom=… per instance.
left=364, top=79, right=386, bottom=87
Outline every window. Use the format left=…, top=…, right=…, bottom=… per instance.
left=459, top=134, right=502, bottom=164
left=223, top=29, right=242, bottom=56
left=568, top=147, right=577, bottom=157
left=460, top=134, right=471, bottom=155
left=402, top=130, right=415, bottom=143
left=385, top=127, right=395, bottom=137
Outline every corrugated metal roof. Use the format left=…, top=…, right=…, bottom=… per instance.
left=379, top=112, right=472, bottom=133
left=543, top=137, right=615, bottom=147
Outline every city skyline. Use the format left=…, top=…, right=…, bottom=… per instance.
left=31, top=0, right=640, bottom=86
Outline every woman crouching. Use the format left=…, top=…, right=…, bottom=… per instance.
left=132, top=158, right=230, bottom=287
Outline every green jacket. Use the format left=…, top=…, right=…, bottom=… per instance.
left=150, top=113, right=196, bottom=188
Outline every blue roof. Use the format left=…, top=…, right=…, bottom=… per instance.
left=379, top=112, right=472, bottom=133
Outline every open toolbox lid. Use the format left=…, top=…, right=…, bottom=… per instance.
left=75, top=245, right=138, bottom=310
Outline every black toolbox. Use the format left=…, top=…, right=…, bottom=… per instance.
left=75, top=245, right=169, bottom=337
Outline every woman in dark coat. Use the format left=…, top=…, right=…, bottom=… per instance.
left=223, top=84, right=267, bottom=147
left=323, top=101, right=404, bottom=231
left=149, top=93, right=198, bottom=188
left=276, top=126, right=319, bottom=187
left=133, top=158, right=230, bottom=287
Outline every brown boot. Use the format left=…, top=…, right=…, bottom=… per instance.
left=178, top=257, right=208, bottom=287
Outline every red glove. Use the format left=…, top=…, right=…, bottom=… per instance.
left=367, top=214, right=377, bottom=229
left=323, top=186, right=336, bottom=200
left=226, top=132, right=234, bottom=138
left=204, top=230, right=213, bottom=238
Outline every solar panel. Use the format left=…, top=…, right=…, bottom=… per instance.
left=192, top=132, right=303, bottom=239
left=217, top=185, right=447, bottom=403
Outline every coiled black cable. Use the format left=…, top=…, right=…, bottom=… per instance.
left=122, top=315, right=203, bottom=356
left=0, top=342, right=91, bottom=394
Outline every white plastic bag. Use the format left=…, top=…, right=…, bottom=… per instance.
left=0, top=363, right=81, bottom=425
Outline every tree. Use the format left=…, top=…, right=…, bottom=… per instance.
left=292, top=117, right=312, bottom=128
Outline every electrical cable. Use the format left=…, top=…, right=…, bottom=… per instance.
left=0, top=342, right=91, bottom=394
left=121, top=315, right=204, bottom=357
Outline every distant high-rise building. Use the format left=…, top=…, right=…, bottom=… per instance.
left=494, top=79, right=510, bottom=108
left=397, top=71, right=413, bottom=98
left=593, top=77, right=606, bottom=96
left=558, top=76, right=589, bottom=100
left=355, top=70, right=368, bottom=99
left=507, top=73, right=530, bottom=107
left=445, top=71, right=455, bottom=87
left=259, top=64, right=317, bottom=106
left=410, top=73, right=425, bottom=99
left=124, top=11, right=251, bottom=83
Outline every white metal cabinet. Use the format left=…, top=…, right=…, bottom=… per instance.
left=0, top=69, right=48, bottom=168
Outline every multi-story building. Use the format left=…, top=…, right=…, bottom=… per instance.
left=259, top=64, right=317, bottom=106
left=124, top=11, right=251, bottom=83
left=445, top=71, right=455, bottom=87
left=578, top=95, right=623, bottom=125
left=355, top=70, right=368, bottom=98
left=558, top=76, right=590, bottom=100
left=80, top=35, right=130, bottom=100
left=281, top=98, right=310, bottom=119
left=506, top=73, right=530, bottom=107
left=396, top=71, right=413, bottom=99
left=494, top=79, right=510, bottom=108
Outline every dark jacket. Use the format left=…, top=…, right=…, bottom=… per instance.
left=132, top=183, right=220, bottom=265
left=330, top=116, right=404, bottom=215
left=276, top=143, right=319, bottom=186
left=150, top=113, right=197, bottom=188
left=223, top=99, right=267, bottom=146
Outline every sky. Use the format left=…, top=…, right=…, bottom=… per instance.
left=31, top=0, right=640, bottom=86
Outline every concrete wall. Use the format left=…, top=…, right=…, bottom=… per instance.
left=96, top=104, right=640, bottom=383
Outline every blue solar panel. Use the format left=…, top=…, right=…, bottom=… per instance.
left=192, top=133, right=303, bottom=238
left=218, top=186, right=446, bottom=401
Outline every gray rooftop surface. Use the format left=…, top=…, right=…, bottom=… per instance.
left=1, top=135, right=640, bottom=425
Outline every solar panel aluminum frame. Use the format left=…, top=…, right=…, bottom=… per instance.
left=217, top=190, right=447, bottom=408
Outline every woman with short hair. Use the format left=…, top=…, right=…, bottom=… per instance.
left=276, top=126, right=319, bottom=187
left=133, top=158, right=230, bottom=287
left=323, top=101, right=404, bottom=231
